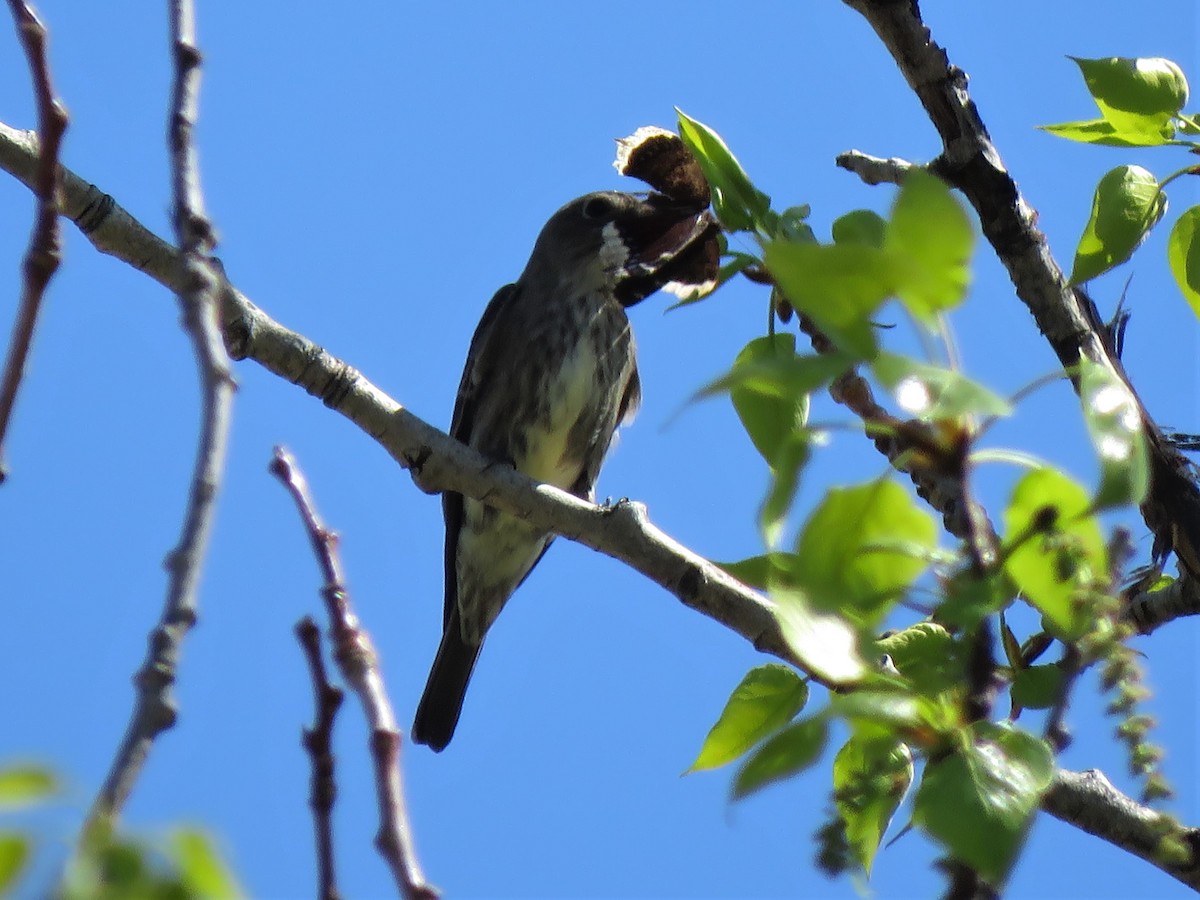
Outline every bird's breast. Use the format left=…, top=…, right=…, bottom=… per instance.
left=517, top=336, right=602, bottom=489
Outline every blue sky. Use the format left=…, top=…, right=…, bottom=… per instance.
left=1, top=1, right=1197, bottom=897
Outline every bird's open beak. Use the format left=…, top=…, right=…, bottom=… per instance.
left=615, top=201, right=720, bottom=307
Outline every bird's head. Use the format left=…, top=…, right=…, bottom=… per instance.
left=521, top=191, right=718, bottom=307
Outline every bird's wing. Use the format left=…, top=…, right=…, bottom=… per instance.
left=442, top=281, right=521, bottom=629
left=569, top=357, right=641, bottom=500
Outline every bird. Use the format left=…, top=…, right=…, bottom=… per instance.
left=412, top=190, right=716, bottom=751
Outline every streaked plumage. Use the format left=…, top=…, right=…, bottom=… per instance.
left=413, top=191, right=712, bottom=751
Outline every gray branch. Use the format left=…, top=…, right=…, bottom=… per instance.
left=80, top=0, right=235, bottom=837
left=1046, top=769, right=1200, bottom=890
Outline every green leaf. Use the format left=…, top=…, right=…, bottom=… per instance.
left=832, top=210, right=887, bottom=248
left=714, top=553, right=805, bottom=590
left=1070, top=164, right=1166, bottom=284
left=771, top=588, right=868, bottom=685
left=1079, top=358, right=1149, bottom=508
left=732, top=716, right=828, bottom=800
left=764, top=240, right=902, bottom=359
left=831, top=690, right=924, bottom=735
left=913, top=723, right=1053, bottom=886
left=773, top=205, right=816, bottom=243
left=0, top=765, right=57, bottom=810
left=872, top=352, right=1012, bottom=421
left=1011, top=665, right=1065, bottom=711
left=0, top=833, right=30, bottom=894
left=676, top=110, right=770, bottom=232
left=939, top=569, right=1017, bottom=629
left=722, top=334, right=808, bottom=464
left=1002, top=467, right=1106, bottom=639
left=886, top=171, right=975, bottom=321
left=759, top=434, right=810, bottom=547
left=876, top=623, right=964, bottom=696
left=173, top=829, right=244, bottom=899
left=687, top=665, right=809, bottom=773
left=1039, top=118, right=1178, bottom=147
left=1168, top=205, right=1200, bottom=318
left=1071, top=56, right=1189, bottom=139
left=833, top=738, right=914, bottom=874
left=793, top=481, right=937, bottom=626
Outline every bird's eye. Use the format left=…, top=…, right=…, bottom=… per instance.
left=581, top=196, right=614, bottom=219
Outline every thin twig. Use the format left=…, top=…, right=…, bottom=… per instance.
left=296, top=616, right=345, bottom=900
left=835, top=150, right=915, bottom=186
left=0, top=0, right=67, bottom=481
left=270, top=448, right=437, bottom=900
left=81, top=0, right=234, bottom=838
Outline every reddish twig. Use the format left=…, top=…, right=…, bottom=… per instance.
left=0, top=0, right=67, bottom=481
left=296, top=616, right=345, bottom=900
left=270, top=447, right=437, bottom=900
left=82, top=0, right=234, bottom=838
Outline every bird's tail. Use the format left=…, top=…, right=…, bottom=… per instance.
left=412, top=611, right=481, bottom=752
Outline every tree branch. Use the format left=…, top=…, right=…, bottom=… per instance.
left=81, top=1, right=235, bottom=837
left=0, top=117, right=840, bottom=685
left=841, top=0, right=1200, bottom=593
left=271, top=449, right=436, bottom=900
left=296, top=617, right=345, bottom=900
left=1045, top=769, right=1200, bottom=890
left=0, top=0, right=67, bottom=480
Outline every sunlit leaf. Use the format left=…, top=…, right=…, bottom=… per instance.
left=833, top=738, right=913, bottom=874
left=173, top=829, right=244, bottom=899
left=764, top=241, right=901, bottom=359
left=1002, top=468, right=1105, bottom=639
left=876, top=623, right=964, bottom=696
left=1071, top=56, right=1188, bottom=139
left=676, top=110, right=770, bottom=232
left=1168, top=206, right=1200, bottom=318
left=873, top=352, right=1012, bottom=420
left=793, top=481, right=937, bottom=627
left=1078, top=358, right=1149, bottom=508
left=913, top=723, right=1053, bottom=886
left=1039, top=118, right=1177, bottom=147
left=687, top=665, right=809, bottom=773
left=771, top=589, right=868, bottom=685
left=0, top=833, right=29, bottom=894
left=886, top=171, right=975, bottom=321
left=714, top=553, right=803, bottom=590
left=833, top=210, right=887, bottom=248
left=0, top=765, right=57, bottom=811
left=1070, top=165, right=1166, bottom=284
left=760, top=434, right=810, bottom=547
left=717, top=334, right=807, bottom=464
left=732, top=716, right=828, bottom=800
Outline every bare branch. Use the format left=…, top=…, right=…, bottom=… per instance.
left=296, top=617, right=345, bottom=900
left=1045, top=769, right=1200, bottom=890
left=841, top=0, right=1200, bottom=589
left=0, top=1, right=67, bottom=481
left=271, top=449, right=437, bottom=900
left=81, top=0, right=235, bottom=836
left=835, top=149, right=916, bottom=186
